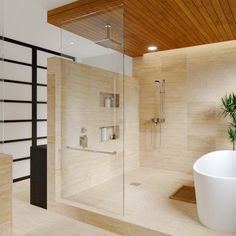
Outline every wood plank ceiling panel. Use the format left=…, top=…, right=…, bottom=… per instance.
left=48, top=0, right=236, bottom=57
left=200, top=0, right=229, bottom=41
left=218, top=0, right=236, bottom=38
left=194, top=0, right=224, bottom=41
left=211, top=0, right=234, bottom=39
left=228, top=0, right=236, bottom=21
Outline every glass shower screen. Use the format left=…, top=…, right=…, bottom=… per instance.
left=59, top=6, right=125, bottom=215
left=0, top=0, right=4, bottom=150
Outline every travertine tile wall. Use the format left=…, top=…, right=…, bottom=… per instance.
left=134, top=41, right=236, bottom=174
left=0, top=154, right=12, bottom=236
left=48, top=58, right=139, bottom=198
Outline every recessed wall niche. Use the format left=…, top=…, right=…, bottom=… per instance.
left=100, top=125, right=119, bottom=142
left=100, top=92, right=120, bottom=108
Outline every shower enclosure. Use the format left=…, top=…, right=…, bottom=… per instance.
left=48, top=5, right=126, bottom=215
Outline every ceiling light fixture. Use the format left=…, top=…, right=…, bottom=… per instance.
left=148, top=45, right=158, bottom=52
left=69, top=41, right=75, bottom=45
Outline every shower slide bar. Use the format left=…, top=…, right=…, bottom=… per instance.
left=65, top=146, right=117, bottom=155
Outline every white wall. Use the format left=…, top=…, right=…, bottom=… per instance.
left=1, top=0, right=133, bottom=179
left=4, top=0, right=61, bottom=52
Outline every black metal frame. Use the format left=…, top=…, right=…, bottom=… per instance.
left=13, top=175, right=31, bottom=183
left=0, top=37, right=75, bottom=182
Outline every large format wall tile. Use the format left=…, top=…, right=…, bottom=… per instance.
left=134, top=40, right=236, bottom=174
left=48, top=58, right=139, bottom=201
left=0, top=154, right=12, bottom=236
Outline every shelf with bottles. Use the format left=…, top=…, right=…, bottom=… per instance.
left=100, top=125, right=119, bottom=142
left=100, top=92, right=120, bottom=108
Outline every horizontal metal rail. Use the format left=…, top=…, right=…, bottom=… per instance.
left=65, top=146, right=117, bottom=156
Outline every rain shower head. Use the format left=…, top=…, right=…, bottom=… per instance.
left=95, top=24, right=122, bottom=49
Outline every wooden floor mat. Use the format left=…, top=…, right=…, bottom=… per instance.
left=169, top=185, right=196, bottom=204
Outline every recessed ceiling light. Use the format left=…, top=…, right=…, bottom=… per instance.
left=69, top=41, right=75, bottom=45
left=148, top=45, right=158, bottom=52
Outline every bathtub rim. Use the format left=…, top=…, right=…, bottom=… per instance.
left=193, top=150, right=236, bottom=180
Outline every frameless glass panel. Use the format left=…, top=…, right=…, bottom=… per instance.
left=59, top=6, right=125, bottom=215
left=0, top=0, right=4, bottom=150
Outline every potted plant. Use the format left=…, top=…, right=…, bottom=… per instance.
left=221, top=93, right=236, bottom=150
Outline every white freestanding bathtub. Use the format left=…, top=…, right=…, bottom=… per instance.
left=193, top=150, right=236, bottom=233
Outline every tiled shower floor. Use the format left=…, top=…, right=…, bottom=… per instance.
left=13, top=168, right=234, bottom=236
left=65, top=168, right=234, bottom=236
left=12, top=181, right=120, bottom=236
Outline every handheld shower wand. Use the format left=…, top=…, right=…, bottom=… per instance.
left=151, top=80, right=165, bottom=148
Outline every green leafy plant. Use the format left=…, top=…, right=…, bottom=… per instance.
left=221, top=93, right=236, bottom=150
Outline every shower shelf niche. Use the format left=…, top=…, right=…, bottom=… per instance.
left=100, top=125, right=119, bottom=142
left=100, top=92, right=120, bottom=108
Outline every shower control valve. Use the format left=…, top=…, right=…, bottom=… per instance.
left=81, top=127, right=87, bottom=133
left=80, top=135, right=88, bottom=149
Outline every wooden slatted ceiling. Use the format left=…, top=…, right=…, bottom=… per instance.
left=48, top=0, right=236, bottom=57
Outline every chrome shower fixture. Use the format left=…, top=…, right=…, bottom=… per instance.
left=152, top=118, right=165, bottom=125
left=151, top=79, right=165, bottom=125
left=151, top=79, right=165, bottom=148
left=154, top=80, right=161, bottom=86
left=154, top=80, right=165, bottom=91
left=95, top=24, right=122, bottom=49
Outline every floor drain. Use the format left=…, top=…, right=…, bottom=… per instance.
left=130, top=182, right=141, bottom=186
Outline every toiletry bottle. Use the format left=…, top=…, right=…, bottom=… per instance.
left=104, top=96, right=112, bottom=108
left=101, top=127, right=108, bottom=142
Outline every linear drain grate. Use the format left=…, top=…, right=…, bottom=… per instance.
left=130, top=182, right=141, bottom=186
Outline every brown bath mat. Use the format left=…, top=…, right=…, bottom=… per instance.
left=169, top=185, right=196, bottom=204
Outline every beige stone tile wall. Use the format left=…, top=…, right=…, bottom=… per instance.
left=0, top=154, right=12, bottom=236
left=48, top=58, right=139, bottom=199
left=134, top=41, right=236, bottom=174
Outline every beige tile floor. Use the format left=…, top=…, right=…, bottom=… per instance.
left=12, top=181, right=120, bottom=236
left=64, top=168, right=234, bottom=236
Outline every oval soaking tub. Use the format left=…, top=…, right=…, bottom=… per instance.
left=193, top=150, right=236, bottom=233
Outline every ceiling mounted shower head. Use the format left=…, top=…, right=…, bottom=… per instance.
left=95, top=24, right=122, bottom=50
left=105, top=24, right=112, bottom=28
